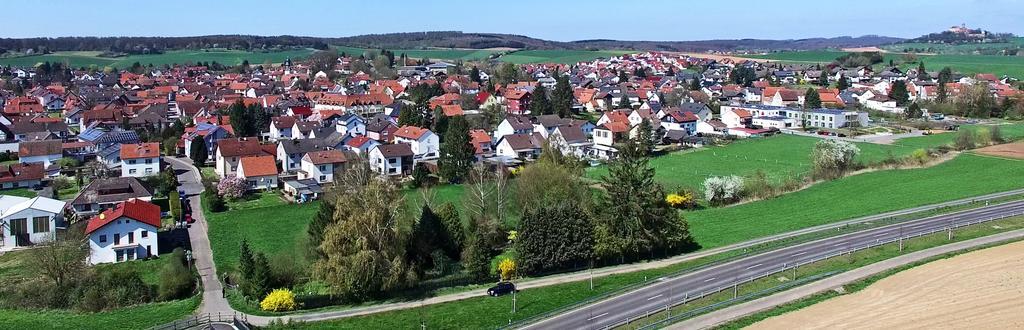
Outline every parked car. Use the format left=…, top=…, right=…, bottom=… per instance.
left=487, top=282, right=517, bottom=297
left=185, top=213, right=194, bottom=224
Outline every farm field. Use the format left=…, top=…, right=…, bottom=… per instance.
left=687, top=153, right=1024, bottom=249
left=498, top=50, right=635, bottom=64
left=586, top=134, right=919, bottom=191
left=890, top=123, right=1024, bottom=150
left=333, top=46, right=501, bottom=61
left=976, top=141, right=1024, bottom=159
left=880, top=37, right=1024, bottom=55
left=0, top=48, right=316, bottom=68
left=749, top=240, right=1024, bottom=329
left=743, top=50, right=1024, bottom=79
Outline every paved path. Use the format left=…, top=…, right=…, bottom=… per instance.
left=165, top=154, right=1024, bottom=326
left=166, top=157, right=232, bottom=317
left=523, top=201, right=1024, bottom=329
left=669, top=228, right=1024, bottom=330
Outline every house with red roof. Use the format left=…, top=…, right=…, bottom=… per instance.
left=120, top=142, right=161, bottom=178
left=300, top=150, right=348, bottom=184
left=86, top=199, right=160, bottom=265
left=393, top=126, right=439, bottom=160
left=344, top=135, right=379, bottom=155
left=237, top=155, right=279, bottom=191
left=504, top=89, right=532, bottom=115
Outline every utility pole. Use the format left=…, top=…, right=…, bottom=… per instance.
left=899, top=225, right=904, bottom=252
left=589, top=260, right=594, bottom=290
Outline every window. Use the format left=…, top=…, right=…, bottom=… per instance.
left=114, top=233, right=120, bottom=245
left=145, top=159, right=152, bottom=164
left=320, top=175, right=326, bottom=181
left=9, top=218, right=27, bottom=235
left=389, top=158, right=397, bottom=164
left=128, top=159, right=136, bottom=164
left=127, top=232, right=134, bottom=244
left=319, top=165, right=326, bottom=171
left=145, top=168, right=153, bottom=174
left=99, top=235, right=107, bottom=243
left=116, top=250, right=124, bottom=262
left=126, top=249, right=135, bottom=260
left=32, top=216, right=49, bottom=233
left=141, top=230, right=148, bottom=238
left=129, top=168, right=137, bottom=174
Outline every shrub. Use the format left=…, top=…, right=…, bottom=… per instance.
left=158, top=248, right=195, bottom=301
left=954, top=129, right=977, bottom=150
left=260, top=288, right=298, bottom=312
left=702, top=175, right=744, bottom=206
left=990, top=125, right=1005, bottom=143
left=202, top=189, right=226, bottom=212
left=910, top=149, right=931, bottom=165
left=497, top=258, right=516, bottom=281
left=811, top=139, right=860, bottom=180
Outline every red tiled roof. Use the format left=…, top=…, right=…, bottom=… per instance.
left=239, top=155, right=278, bottom=177
left=216, top=138, right=263, bottom=157
left=119, top=142, right=160, bottom=160
left=346, top=135, right=372, bottom=148
left=441, top=104, right=464, bottom=117
left=18, top=140, right=62, bottom=157
left=85, top=199, right=161, bottom=234
left=394, top=125, right=431, bottom=140
left=0, top=162, right=44, bottom=183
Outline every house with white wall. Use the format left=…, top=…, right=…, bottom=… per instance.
left=18, top=139, right=62, bottom=170
left=0, top=195, right=64, bottom=251
left=120, top=142, right=161, bottom=177
left=368, top=143, right=413, bottom=176
left=393, top=126, right=439, bottom=161
left=299, top=149, right=347, bottom=183
left=237, top=156, right=279, bottom=191
left=85, top=199, right=160, bottom=265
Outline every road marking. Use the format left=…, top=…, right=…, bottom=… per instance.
left=834, top=243, right=845, bottom=247
left=874, top=233, right=889, bottom=237
left=647, top=294, right=663, bottom=301
left=745, top=263, right=762, bottom=270
left=587, top=312, right=608, bottom=321
left=792, top=251, right=807, bottom=257
left=704, top=277, right=716, bottom=282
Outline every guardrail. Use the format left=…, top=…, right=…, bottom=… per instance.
left=502, top=201, right=1023, bottom=329
left=597, top=211, right=1024, bottom=330
left=148, top=312, right=249, bottom=330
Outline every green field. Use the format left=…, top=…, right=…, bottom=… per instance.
left=206, top=192, right=318, bottom=273
left=0, top=48, right=316, bottom=69
left=587, top=134, right=918, bottom=191
left=745, top=50, right=1024, bottom=79
left=0, top=296, right=199, bottom=330
left=333, top=46, right=501, bottom=62
left=687, top=153, right=1024, bottom=248
left=499, top=50, right=635, bottom=64
left=891, top=123, right=1024, bottom=150
left=0, top=188, right=38, bottom=198
left=881, top=37, right=1024, bottom=55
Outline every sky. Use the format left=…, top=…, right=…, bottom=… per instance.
left=4, top=0, right=1022, bottom=41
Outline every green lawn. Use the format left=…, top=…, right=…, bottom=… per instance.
left=744, top=50, right=1024, bottom=79
left=881, top=37, right=1024, bottom=55
left=206, top=192, right=318, bottom=273
left=891, top=123, right=1024, bottom=149
left=499, top=50, right=635, bottom=64
left=587, top=134, right=917, bottom=191
left=687, top=153, right=1024, bottom=249
left=0, top=48, right=316, bottom=69
left=0, top=188, right=37, bottom=198
left=0, top=296, right=199, bottom=330
left=333, top=46, right=501, bottom=61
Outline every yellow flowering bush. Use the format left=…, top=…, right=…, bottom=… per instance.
left=666, top=190, right=697, bottom=209
left=260, top=288, right=298, bottom=312
left=498, top=258, right=516, bottom=281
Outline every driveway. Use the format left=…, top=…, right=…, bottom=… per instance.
left=166, top=157, right=232, bottom=316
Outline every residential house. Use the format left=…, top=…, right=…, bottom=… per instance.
left=344, top=135, right=378, bottom=155
left=71, top=177, right=153, bottom=217
left=393, top=126, right=439, bottom=161
left=236, top=155, right=279, bottom=191
left=505, top=90, right=531, bottom=115
left=270, top=116, right=297, bottom=140
left=0, top=195, right=64, bottom=250
left=277, top=139, right=328, bottom=172
left=0, top=163, right=44, bottom=190
left=591, top=121, right=630, bottom=160
left=299, top=149, right=348, bottom=183
left=494, top=115, right=534, bottom=140
left=548, top=124, right=592, bottom=158
left=214, top=137, right=265, bottom=178
left=368, top=143, right=414, bottom=176
left=85, top=199, right=160, bottom=265
left=182, top=123, right=230, bottom=162
left=495, top=133, right=542, bottom=160
left=120, top=142, right=161, bottom=177
left=659, top=110, right=699, bottom=135
left=18, top=139, right=62, bottom=171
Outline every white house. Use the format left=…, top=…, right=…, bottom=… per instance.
left=236, top=156, right=279, bottom=191
left=299, top=150, right=347, bottom=183
left=0, top=195, right=64, bottom=251
left=120, top=142, right=161, bottom=177
left=214, top=137, right=265, bottom=178
left=85, top=199, right=160, bottom=265
left=494, top=115, right=534, bottom=140
left=368, top=143, right=413, bottom=176
left=393, top=126, right=439, bottom=161
left=270, top=116, right=297, bottom=141
left=495, top=133, right=541, bottom=160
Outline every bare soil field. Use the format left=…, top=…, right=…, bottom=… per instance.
left=748, top=240, right=1024, bottom=330
left=975, top=141, right=1024, bottom=160
left=672, top=52, right=772, bottom=63
left=841, top=46, right=889, bottom=53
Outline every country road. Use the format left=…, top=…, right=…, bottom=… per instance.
left=522, top=200, right=1024, bottom=330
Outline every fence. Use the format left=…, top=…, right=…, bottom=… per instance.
left=592, top=210, right=1024, bottom=330
left=148, top=312, right=249, bottom=330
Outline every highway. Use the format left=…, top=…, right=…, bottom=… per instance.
left=522, top=200, right=1024, bottom=330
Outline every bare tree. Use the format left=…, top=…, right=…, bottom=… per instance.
left=26, top=232, right=88, bottom=288
left=463, top=164, right=493, bottom=221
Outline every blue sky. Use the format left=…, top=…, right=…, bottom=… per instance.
left=6, top=0, right=1021, bottom=41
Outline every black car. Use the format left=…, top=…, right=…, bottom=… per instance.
left=487, top=282, right=517, bottom=297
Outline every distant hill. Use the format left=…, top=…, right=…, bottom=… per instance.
left=906, top=25, right=1015, bottom=44
left=0, top=31, right=905, bottom=56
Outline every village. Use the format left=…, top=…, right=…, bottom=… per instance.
left=1, top=38, right=1022, bottom=329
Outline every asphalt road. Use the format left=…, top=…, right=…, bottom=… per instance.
left=524, top=200, right=1024, bottom=330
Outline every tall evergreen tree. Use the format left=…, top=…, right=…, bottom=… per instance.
left=937, top=67, right=953, bottom=103
left=816, top=71, right=828, bottom=86
left=529, top=84, right=553, bottom=115
left=636, top=119, right=655, bottom=155
left=438, top=116, right=475, bottom=183
left=516, top=201, right=594, bottom=275
left=889, top=80, right=910, bottom=106
left=804, top=88, right=822, bottom=109
left=190, top=137, right=208, bottom=167
left=689, top=76, right=701, bottom=91
left=398, top=106, right=424, bottom=127
left=618, top=70, right=629, bottom=83
left=432, top=106, right=449, bottom=137
left=916, top=61, right=928, bottom=81
left=551, top=73, right=574, bottom=117
left=469, top=66, right=481, bottom=83
left=619, top=93, right=631, bottom=109
left=836, top=75, right=850, bottom=91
